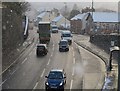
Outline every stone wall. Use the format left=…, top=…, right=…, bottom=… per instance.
left=2, top=8, right=24, bottom=61
left=90, top=34, right=120, bottom=61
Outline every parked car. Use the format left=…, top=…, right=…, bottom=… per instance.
left=36, top=44, right=48, bottom=56
left=59, top=40, right=69, bottom=52
left=45, top=69, right=66, bottom=90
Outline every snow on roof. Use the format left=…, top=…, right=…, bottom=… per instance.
left=52, top=15, right=63, bottom=22
left=37, top=12, right=46, bottom=18
left=71, top=13, right=88, bottom=20
left=38, top=21, right=50, bottom=24
left=91, top=12, right=118, bottom=23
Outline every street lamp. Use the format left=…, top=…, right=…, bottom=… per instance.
left=64, top=2, right=67, bottom=29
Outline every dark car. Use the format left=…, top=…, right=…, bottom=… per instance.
left=45, top=69, right=66, bottom=90
left=36, top=44, right=48, bottom=56
left=59, top=40, right=69, bottom=52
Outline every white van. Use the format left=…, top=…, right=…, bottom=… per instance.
left=61, top=31, right=72, bottom=45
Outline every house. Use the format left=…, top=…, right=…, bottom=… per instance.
left=34, top=11, right=56, bottom=26
left=70, top=13, right=92, bottom=34
left=91, top=12, right=119, bottom=34
left=51, top=15, right=70, bottom=29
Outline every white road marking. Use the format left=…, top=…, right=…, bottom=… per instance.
left=52, top=47, right=54, bottom=51
left=51, top=53, right=53, bottom=57
left=73, top=58, right=75, bottom=64
left=41, top=69, right=45, bottom=78
left=73, top=51, right=75, bottom=57
left=0, top=79, right=7, bottom=87
left=11, top=69, right=17, bottom=75
left=72, top=47, right=73, bottom=51
left=47, top=59, right=51, bottom=65
left=72, top=68, right=74, bottom=76
left=70, top=79, right=73, bottom=90
left=29, top=51, right=32, bottom=56
left=33, top=82, right=39, bottom=90
left=21, top=58, right=27, bottom=64
left=53, top=44, right=55, bottom=47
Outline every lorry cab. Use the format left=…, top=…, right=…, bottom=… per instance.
left=61, top=31, right=72, bottom=45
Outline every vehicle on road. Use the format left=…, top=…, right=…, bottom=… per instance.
left=36, top=44, right=48, bottom=56
left=59, top=40, right=69, bottom=52
left=45, top=69, right=66, bottom=90
left=51, top=25, right=58, bottom=33
left=37, top=22, right=51, bottom=44
left=61, top=31, right=72, bottom=45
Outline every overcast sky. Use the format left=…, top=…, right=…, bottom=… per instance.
left=29, top=1, right=119, bottom=12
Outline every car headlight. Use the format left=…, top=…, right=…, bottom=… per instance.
left=59, top=82, right=63, bottom=86
left=46, top=82, right=49, bottom=85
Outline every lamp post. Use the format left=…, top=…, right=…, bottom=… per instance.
left=64, top=2, right=67, bottom=29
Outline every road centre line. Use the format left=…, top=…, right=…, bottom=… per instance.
left=70, top=79, right=73, bottom=90
left=47, top=59, right=51, bottom=65
left=73, top=51, right=75, bottom=57
left=41, top=69, right=45, bottom=78
left=72, top=68, right=74, bottom=76
left=73, top=58, right=75, bottom=64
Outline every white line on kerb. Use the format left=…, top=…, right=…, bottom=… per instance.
left=0, top=79, right=7, bottom=87
left=41, top=69, right=45, bottom=78
left=70, top=79, right=73, bottom=90
left=22, top=58, right=27, bottom=64
left=33, top=82, right=39, bottom=90
left=47, top=59, right=51, bottom=65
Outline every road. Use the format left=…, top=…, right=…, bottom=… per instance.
left=2, top=29, right=105, bottom=90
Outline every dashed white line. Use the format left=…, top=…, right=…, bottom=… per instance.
left=72, top=68, right=74, bottom=76
left=51, top=53, right=53, bottom=57
left=11, top=69, right=17, bottom=75
left=21, top=58, right=27, bottom=64
left=70, top=79, right=73, bottom=90
left=72, top=47, right=73, bottom=51
left=0, top=79, right=7, bottom=87
left=41, top=69, right=45, bottom=78
left=53, top=44, right=55, bottom=47
left=73, top=51, right=75, bottom=57
left=73, top=58, right=75, bottom=64
left=47, top=59, right=51, bottom=65
left=52, top=47, right=54, bottom=51
left=33, top=82, right=39, bottom=90
left=29, top=51, right=32, bottom=56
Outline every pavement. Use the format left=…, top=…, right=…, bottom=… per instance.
left=73, top=34, right=118, bottom=90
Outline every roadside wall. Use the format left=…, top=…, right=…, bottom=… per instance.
left=90, top=34, right=120, bottom=61
left=2, top=8, right=24, bottom=64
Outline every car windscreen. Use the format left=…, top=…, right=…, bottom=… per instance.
left=48, top=71, right=63, bottom=79
left=52, top=26, right=58, bottom=29
left=59, top=41, right=67, bottom=45
left=62, top=34, right=71, bottom=37
left=37, top=46, right=45, bottom=49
